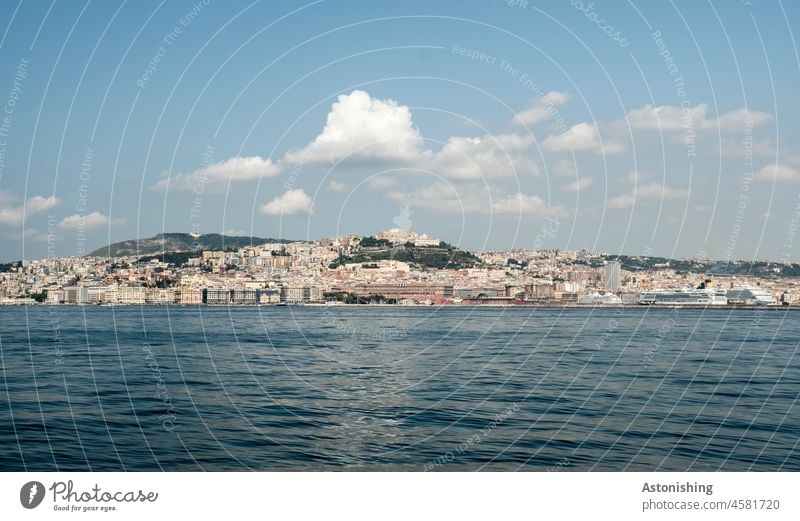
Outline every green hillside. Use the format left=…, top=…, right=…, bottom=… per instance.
left=88, top=233, right=296, bottom=257
left=329, top=238, right=483, bottom=270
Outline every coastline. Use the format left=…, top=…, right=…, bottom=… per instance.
left=4, top=302, right=798, bottom=310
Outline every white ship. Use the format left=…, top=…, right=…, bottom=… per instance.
left=578, top=292, right=622, bottom=305
left=726, top=287, right=775, bottom=305
left=637, top=280, right=727, bottom=306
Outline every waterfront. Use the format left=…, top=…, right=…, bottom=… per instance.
left=1, top=307, right=797, bottom=471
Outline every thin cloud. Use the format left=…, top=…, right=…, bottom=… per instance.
left=492, top=192, right=567, bottom=217
left=389, top=182, right=567, bottom=218
left=153, top=156, right=280, bottom=192
left=561, top=177, right=592, bottom=192
left=607, top=182, right=688, bottom=209
left=327, top=180, right=347, bottom=192
left=0, top=192, right=60, bottom=226
left=543, top=123, right=624, bottom=155
left=511, top=91, right=570, bottom=126
left=615, top=103, right=772, bottom=133
left=57, top=212, right=110, bottom=230
left=755, top=163, right=800, bottom=182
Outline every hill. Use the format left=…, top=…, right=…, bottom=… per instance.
left=88, top=233, right=296, bottom=257
left=329, top=238, right=483, bottom=270
left=605, top=254, right=800, bottom=278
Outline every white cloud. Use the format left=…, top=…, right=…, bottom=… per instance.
left=0, top=208, right=22, bottom=226
left=755, top=163, right=800, bottom=182
left=720, top=139, right=776, bottom=158
left=759, top=212, right=774, bottom=222
left=366, top=177, right=399, bottom=191
left=389, top=183, right=566, bottom=217
left=551, top=159, right=577, bottom=178
left=623, top=104, right=708, bottom=131
left=627, top=170, right=646, bottom=184
left=543, top=123, right=623, bottom=155
left=607, top=193, right=636, bottom=209
left=153, top=156, right=280, bottom=191
left=160, top=91, right=544, bottom=202
left=544, top=91, right=570, bottom=105
left=711, top=108, right=773, bottom=131
left=26, top=195, right=60, bottom=214
left=635, top=183, right=689, bottom=199
left=57, top=212, right=110, bottom=230
left=388, top=182, right=482, bottom=213
left=492, top=192, right=567, bottom=217
left=285, top=91, right=539, bottom=180
left=561, top=177, right=592, bottom=192
left=0, top=192, right=60, bottom=226
left=607, top=182, right=688, bottom=209
left=284, top=90, right=424, bottom=165
left=512, top=91, right=570, bottom=126
left=431, top=133, right=539, bottom=179
left=141, top=90, right=546, bottom=194
left=259, top=189, right=313, bottom=216
left=327, top=180, right=347, bottom=192
left=4, top=227, right=41, bottom=241
left=618, top=103, right=772, bottom=133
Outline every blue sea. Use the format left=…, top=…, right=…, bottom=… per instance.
left=0, top=306, right=797, bottom=471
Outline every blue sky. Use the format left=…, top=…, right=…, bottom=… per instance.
left=0, top=0, right=799, bottom=261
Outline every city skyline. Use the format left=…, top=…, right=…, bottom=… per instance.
left=1, top=1, right=799, bottom=262
left=6, top=225, right=800, bottom=265
left=4, top=222, right=797, bottom=309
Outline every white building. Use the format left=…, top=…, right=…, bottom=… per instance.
left=726, top=287, right=775, bottom=305
left=64, top=286, right=89, bottom=304
left=176, top=287, right=203, bottom=305
left=146, top=288, right=175, bottom=304
left=413, top=234, right=441, bottom=247
left=579, top=292, right=622, bottom=305
left=375, top=228, right=417, bottom=244
left=604, top=261, right=621, bottom=291
left=117, top=286, right=146, bottom=305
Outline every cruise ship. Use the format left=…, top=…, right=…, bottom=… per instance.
left=637, top=280, right=727, bottom=306
left=726, top=287, right=775, bottom=305
left=578, top=292, right=623, bottom=305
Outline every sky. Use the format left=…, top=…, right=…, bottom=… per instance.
left=0, top=0, right=799, bottom=262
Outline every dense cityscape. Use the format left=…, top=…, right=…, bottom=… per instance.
left=2, top=228, right=799, bottom=307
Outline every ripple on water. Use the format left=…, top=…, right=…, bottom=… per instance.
left=0, top=307, right=798, bottom=470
